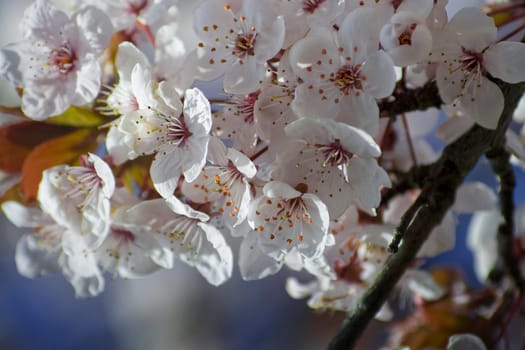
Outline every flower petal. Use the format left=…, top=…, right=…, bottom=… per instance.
left=452, top=182, right=497, bottom=213
left=484, top=41, right=525, bottom=84
left=460, top=77, right=503, bottom=130
left=151, top=149, right=183, bottom=198
left=447, top=334, right=487, bottom=350
left=15, top=234, right=60, bottom=278
left=239, top=232, right=283, bottom=280
left=360, top=50, right=396, bottom=98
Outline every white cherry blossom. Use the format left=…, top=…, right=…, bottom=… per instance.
left=105, top=41, right=197, bottom=164
left=379, top=0, right=434, bottom=67
left=122, top=198, right=234, bottom=286
left=2, top=201, right=104, bottom=297
left=37, top=153, right=115, bottom=247
left=247, top=181, right=330, bottom=260
left=212, top=91, right=260, bottom=154
left=194, top=0, right=285, bottom=94
left=95, top=205, right=169, bottom=279
left=431, top=7, right=525, bottom=129
left=149, top=86, right=212, bottom=198
left=289, top=9, right=396, bottom=135
left=112, top=83, right=212, bottom=198
left=182, top=147, right=257, bottom=228
left=0, top=0, right=112, bottom=120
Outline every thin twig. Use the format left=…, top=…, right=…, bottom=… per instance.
left=0, top=105, right=25, bottom=118
left=401, top=113, right=417, bottom=167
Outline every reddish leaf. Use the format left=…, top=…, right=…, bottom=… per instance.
left=0, top=121, right=73, bottom=147
left=20, top=129, right=98, bottom=201
left=0, top=121, right=74, bottom=173
left=0, top=136, right=31, bottom=173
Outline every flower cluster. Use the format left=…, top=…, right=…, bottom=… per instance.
left=1, top=0, right=525, bottom=348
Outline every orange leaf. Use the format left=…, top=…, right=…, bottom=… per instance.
left=0, top=121, right=74, bottom=173
left=0, top=184, right=24, bottom=205
left=0, top=136, right=31, bottom=173
left=20, top=129, right=98, bottom=201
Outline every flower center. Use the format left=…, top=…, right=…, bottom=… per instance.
left=331, top=64, right=363, bottom=95
left=50, top=43, right=76, bottom=74
left=398, top=23, right=417, bottom=46
left=459, top=49, right=484, bottom=75
left=302, top=0, right=326, bottom=13
left=260, top=196, right=312, bottom=243
left=64, top=156, right=104, bottom=210
left=232, top=92, right=259, bottom=123
left=233, top=31, right=257, bottom=57
left=317, top=139, right=353, bottom=167
left=160, top=114, right=193, bottom=147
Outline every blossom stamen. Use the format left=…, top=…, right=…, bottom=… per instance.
left=50, top=43, right=76, bottom=74
left=318, top=139, right=354, bottom=168
left=331, top=64, right=363, bottom=95
left=302, top=0, right=326, bottom=14
left=158, top=113, right=193, bottom=147
left=233, top=31, right=257, bottom=57
left=398, top=23, right=417, bottom=46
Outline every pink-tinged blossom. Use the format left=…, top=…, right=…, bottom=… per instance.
left=0, top=0, right=112, bottom=120
left=273, top=118, right=389, bottom=218
left=289, top=9, right=396, bottom=135
left=193, top=0, right=285, bottom=94
left=431, top=7, right=525, bottom=129
left=2, top=201, right=104, bottom=297
left=37, top=153, right=115, bottom=248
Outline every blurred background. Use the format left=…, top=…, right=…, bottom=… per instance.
left=0, top=0, right=524, bottom=349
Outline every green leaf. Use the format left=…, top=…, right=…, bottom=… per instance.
left=46, top=106, right=106, bottom=127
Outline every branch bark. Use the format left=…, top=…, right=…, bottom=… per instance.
left=379, top=81, right=442, bottom=118
left=486, top=147, right=524, bottom=290
left=328, top=79, right=525, bottom=350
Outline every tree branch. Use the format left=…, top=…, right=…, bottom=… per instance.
left=379, top=81, right=442, bottom=118
left=486, top=147, right=524, bottom=290
left=328, top=79, right=525, bottom=350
